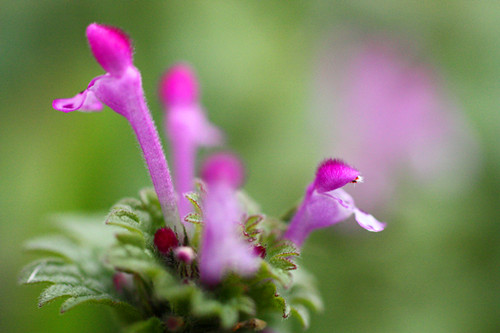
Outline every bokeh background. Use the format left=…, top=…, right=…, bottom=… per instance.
left=1, top=1, right=499, bottom=332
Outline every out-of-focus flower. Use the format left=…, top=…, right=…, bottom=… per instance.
left=159, top=64, right=222, bottom=235
left=174, top=246, right=196, bottom=264
left=284, top=159, right=385, bottom=247
left=313, top=34, right=480, bottom=211
left=199, top=153, right=259, bottom=284
left=52, top=24, right=183, bottom=240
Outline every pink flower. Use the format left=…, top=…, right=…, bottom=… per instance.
left=284, top=159, right=385, bottom=247
left=313, top=36, right=480, bottom=211
left=159, top=64, right=222, bottom=235
left=52, top=24, right=183, bottom=241
left=198, top=153, right=259, bottom=284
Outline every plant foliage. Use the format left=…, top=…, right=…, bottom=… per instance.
left=21, top=188, right=322, bottom=332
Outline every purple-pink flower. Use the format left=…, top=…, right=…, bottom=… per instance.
left=52, top=24, right=183, bottom=240
left=313, top=35, right=480, bottom=211
left=199, top=153, right=259, bottom=284
left=159, top=64, right=222, bottom=235
left=284, top=159, right=385, bottom=247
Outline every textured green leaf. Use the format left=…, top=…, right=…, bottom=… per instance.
left=290, top=304, right=310, bottom=329
left=108, top=244, right=161, bottom=276
left=266, top=241, right=299, bottom=260
left=249, top=264, right=290, bottom=318
left=115, top=232, right=146, bottom=248
left=53, top=214, right=116, bottom=248
left=19, top=260, right=81, bottom=285
left=60, top=294, right=137, bottom=315
left=185, top=192, right=202, bottom=215
left=266, top=240, right=299, bottom=272
left=234, top=296, right=256, bottom=316
left=117, top=198, right=144, bottom=211
left=153, top=271, right=194, bottom=301
left=106, top=208, right=144, bottom=235
left=139, top=188, right=163, bottom=225
left=38, top=284, right=96, bottom=307
left=243, top=215, right=264, bottom=241
left=288, top=270, right=323, bottom=312
left=269, top=256, right=297, bottom=271
left=25, top=236, right=81, bottom=261
left=184, top=212, right=203, bottom=225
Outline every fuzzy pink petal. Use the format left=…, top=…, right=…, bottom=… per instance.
left=314, top=159, right=360, bottom=192
left=52, top=89, right=103, bottom=113
left=86, top=23, right=133, bottom=75
left=284, top=187, right=355, bottom=247
left=200, top=183, right=259, bottom=284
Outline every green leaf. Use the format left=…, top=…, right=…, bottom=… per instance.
left=107, top=244, right=161, bottom=277
left=243, top=215, right=264, bottom=241
left=123, top=317, right=164, bottom=333
left=52, top=214, right=116, bottom=248
left=184, top=192, right=202, bottom=215
left=288, top=270, right=323, bottom=312
left=266, top=241, right=299, bottom=260
left=61, top=294, right=137, bottom=315
left=191, top=291, right=239, bottom=329
left=219, top=305, right=239, bottom=329
left=266, top=240, right=299, bottom=272
left=19, top=260, right=81, bottom=285
left=153, top=271, right=193, bottom=301
left=290, top=291, right=323, bottom=313
left=269, top=256, right=297, bottom=271
left=106, top=207, right=144, bottom=235
left=38, top=284, right=96, bottom=307
left=184, top=212, right=203, bottom=225
left=290, top=304, right=310, bottom=329
left=234, top=296, right=256, bottom=316
left=249, top=264, right=290, bottom=318
left=24, top=236, right=81, bottom=262
left=115, top=232, right=146, bottom=249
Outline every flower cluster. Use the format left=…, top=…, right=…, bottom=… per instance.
left=24, top=23, right=385, bottom=333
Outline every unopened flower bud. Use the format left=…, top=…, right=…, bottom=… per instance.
left=159, top=64, right=199, bottom=107
left=154, top=227, right=179, bottom=254
left=174, top=246, right=196, bottom=264
left=253, top=244, right=267, bottom=259
left=201, top=152, right=245, bottom=189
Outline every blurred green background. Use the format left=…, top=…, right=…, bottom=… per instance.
left=1, top=1, right=499, bottom=332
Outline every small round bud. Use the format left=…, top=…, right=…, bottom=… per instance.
left=253, top=244, right=267, bottom=259
left=174, top=246, right=196, bottom=264
left=154, top=227, right=179, bottom=254
left=112, top=272, right=133, bottom=293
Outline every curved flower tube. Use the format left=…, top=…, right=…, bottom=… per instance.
left=284, top=159, right=385, bottom=247
left=52, top=24, right=183, bottom=241
left=159, top=64, right=222, bottom=235
left=199, top=153, right=259, bottom=284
